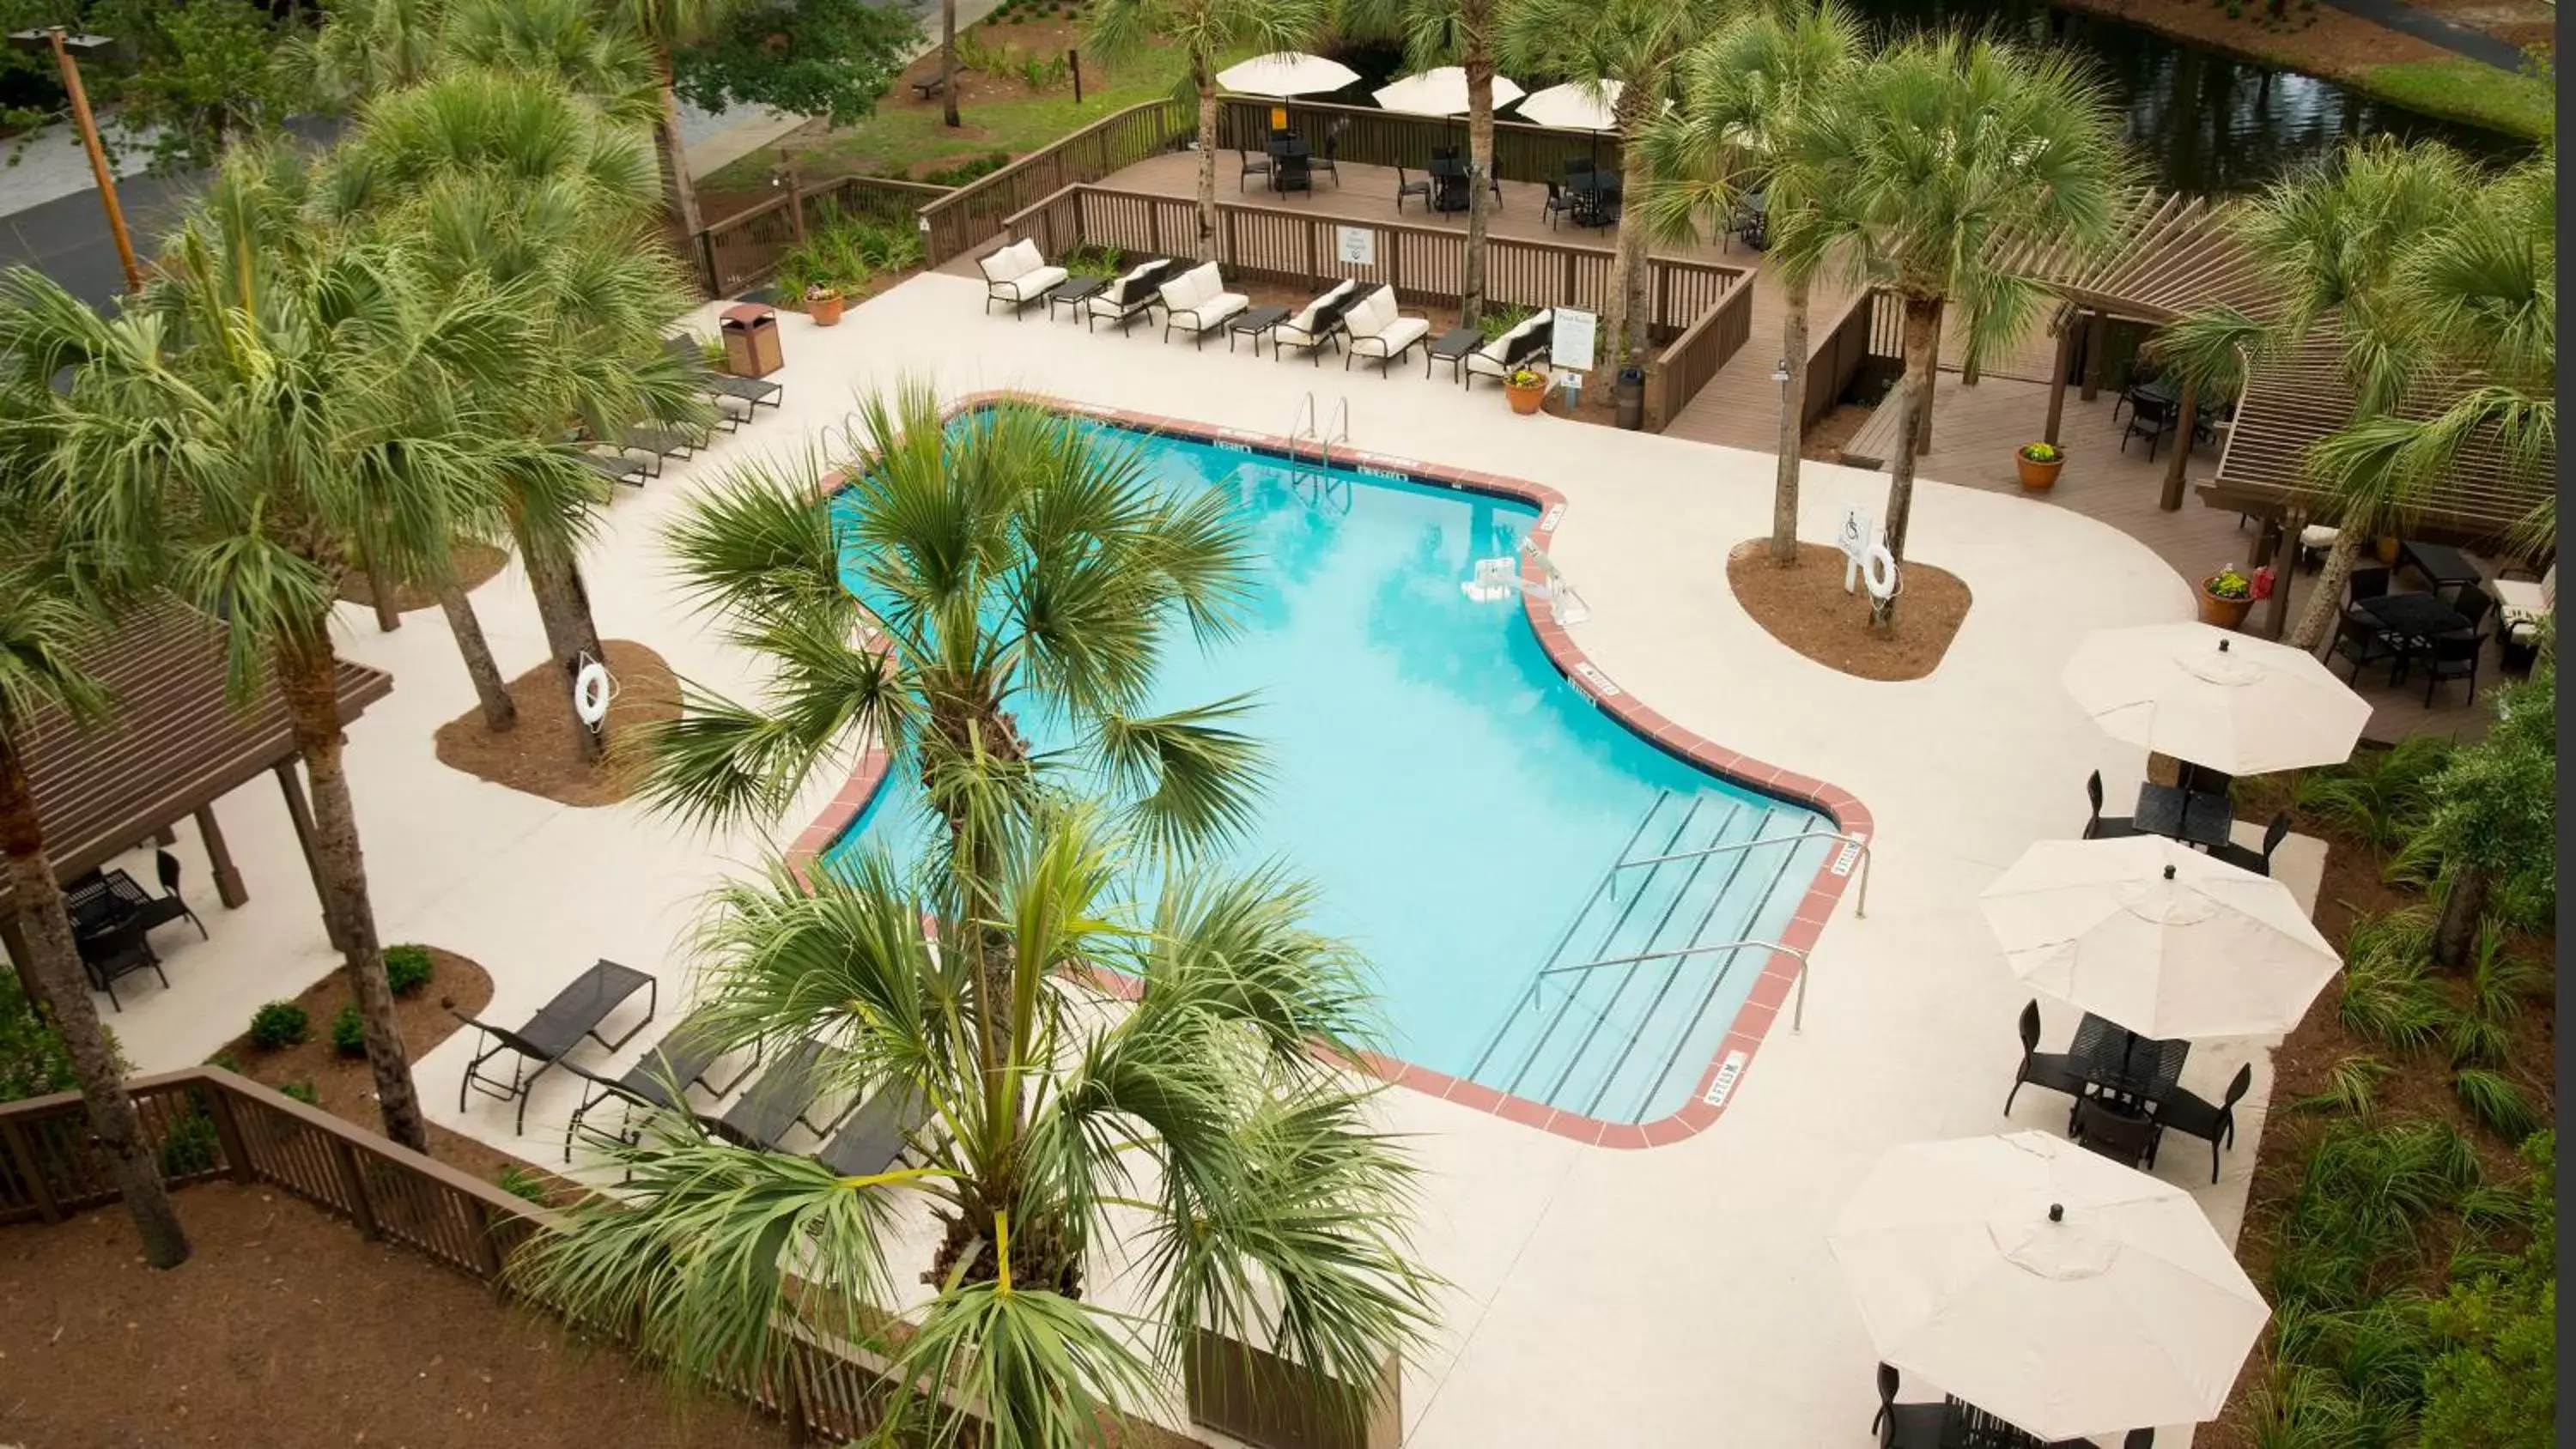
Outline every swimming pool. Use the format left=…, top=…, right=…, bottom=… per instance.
left=823, top=411, right=1844, bottom=1132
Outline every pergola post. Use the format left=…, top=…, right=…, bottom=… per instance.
left=2260, top=507, right=2304, bottom=640
left=194, top=803, right=246, bottom=909
left=2042, top=313, right=2078, bottom=446
left=2079, top=311, right=2108, bottom=401
left=2159, top=382, right=2199, bottom=512
left=273, top=761, right=342, bottom=950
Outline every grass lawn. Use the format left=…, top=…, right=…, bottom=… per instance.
left=2364, top=56, right=2555, bottom=140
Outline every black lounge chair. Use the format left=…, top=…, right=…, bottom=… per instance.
left=720, top=1038, right=857, bottom=1151
left=456, top=959, right=658, bottom=1133
left=2081, top=770, right=2142, bottom=840
left=1871, top=1363, right=1945, bottom=1449
left=577, top=450, right=647, bottom=488
left=2071, top=1094, right=2160, bottom=1168
left=2212, top=811, right=2291, bottom=877
left=562, top=1007, right=764, bottom=1161
left=2003, top=1000, right=2086, bottom=1124
left=663, top=336, right=781, bottom=421
left=623, top=421, right=702, bottom=464
left=2154, top=1063, right=2252, bottom=1183
left=1237, top=147, right=1270, bottom=191
left=814, top=1085, right=930, bottom=1178
left=77, top=920, right=166, bottom=1012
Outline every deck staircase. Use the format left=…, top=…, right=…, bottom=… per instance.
left=1469, top=791, right=1823, bottom=1124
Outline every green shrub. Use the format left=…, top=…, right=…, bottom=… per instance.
left=2285, top=1053, right=2391, bottom=1119
left=2295, top=735, right=2453, bottom=857
left=497, top=1165, right=552, bottom=1205
left=330, top=1003, right=368, bottom=1059
left=247, top=1001, right=310, bottom=1051
left=2420, top=1131, right=2554, bottom=1446
left=208, top=1050, right=245, bottom=1076
left=2337, top=912, right=2446, bottom=1052
left=158, top=1108, right=221, bottom=1176
left=776, top=213, right=928, bottom=300
left=1062, top=244, right=1124, bottom=279
left=1, top=974, right=82, bottom=1102
left=1479, top=305, right=1534, bottom=344
left=2451, top=1070, right=2541, bottom=1142
left=921, top=150, right=1012, bottom=187
left=279, top=1079, right=319, bottom=1106
left=383, top=944, right=435, bottom=997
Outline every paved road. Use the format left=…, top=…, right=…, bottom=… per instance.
left=2313, top=0, right=2535, bottom=70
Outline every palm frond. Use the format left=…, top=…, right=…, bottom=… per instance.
left=1090, top=698, right=1271, bottom=858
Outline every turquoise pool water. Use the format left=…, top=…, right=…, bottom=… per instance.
left=825, top=423, right=1830, bottom=1125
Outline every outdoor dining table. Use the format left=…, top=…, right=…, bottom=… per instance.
left=2354, top=590, right=2470, bottom=640
left=2070, top=1011, right=2190, bottom=1107
left=2133, top=780, right=2232, bottom=851
left=1570, top=173, right=1620, bottom=227
left=2399, top=538, right=2482, bottom=598
left=1427, top=155, right=1469, bottom=212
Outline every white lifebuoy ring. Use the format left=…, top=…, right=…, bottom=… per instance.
left=1862, top=544, right=1899, bottom=600
left=573, top=658, right=612, bottom=730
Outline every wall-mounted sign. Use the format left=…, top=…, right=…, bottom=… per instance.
left=1551, top=306, right=1598, bottom=372
left=1335, top=225, right=1376, bottom=266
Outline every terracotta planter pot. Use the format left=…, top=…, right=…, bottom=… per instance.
left=2199, top=585, right=2253, bottom=630
left=806, top=292, right=846, bottom=326
left=2375, top=536, right=2401, bottom=566
left=2015, top=452, right=2063, bottom=490
left=1504, top=380, right=1546, bottom=415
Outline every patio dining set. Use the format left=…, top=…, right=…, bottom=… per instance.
left=66, top=852, right=207, bottom=1010
left=2320, top=537, right=2541, bottom=707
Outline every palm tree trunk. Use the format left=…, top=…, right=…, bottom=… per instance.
left=648, top=45, right=705, bottom=249
left=1192, top=58, right=1218, bottom=264
left=940, top=0, right=961, bottom=127
left=276, top=634, right=430, bottom=1155
left=1461, top=9, right=1497, bottom=328
left=1875, top=294, right=1942, bottom=627
left=2433, top=862, right=2486, bottom=968
left=0, top=729, right=190, bottom=1269
left=1605, top=92, right=1656, bottom=373
left=516, top=524, right=607, bottom=761
left=437, top=581, right=515, bottom=733
left=2288, top=531, right=2363, bottom=652
left=1770, top=271, right=1811, bottom=564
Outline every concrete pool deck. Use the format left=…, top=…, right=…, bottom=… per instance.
left=93, top=270, right=2317, bottom=1448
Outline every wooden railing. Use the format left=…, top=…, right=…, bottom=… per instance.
left=1801, top=287, right=1905, bottom=429
left=918, top=98, right=1194, bottom=266
left=1005, top=184, right=1748, bottom=345
left=1647, top=278, right=1757, bottom=430
left=1212, top=95, right=1620, bottom=185
left=691, top=175, right=957, bottom=297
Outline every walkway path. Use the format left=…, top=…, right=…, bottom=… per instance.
left=2311, top=0, right=2535, bottom=68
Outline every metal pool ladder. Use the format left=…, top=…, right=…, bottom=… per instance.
left=1288, top=391, right=1348, bottom=473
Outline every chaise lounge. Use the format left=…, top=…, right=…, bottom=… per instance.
left=1463, top=313, right=1552, bottom=389
left=1271, top=280, right=1358, bottom=365
left=662, top=336, right=778, bottom=422
left=455, top=959, right=659, bottom=1134
left=560, top=1006, right=763, bottom=1161
left=1157, top=262, right=1249, bottom=348
left=719, top=1037, right=858, bottom=1151
left=1340, top=285, right=1430, bottom=375
left=814, top=1084, right=932, bottom=1178
left=1082, top=257, right=1176, bottom=335
left=978, top=238, right=1068, bottom=319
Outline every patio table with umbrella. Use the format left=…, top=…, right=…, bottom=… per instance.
left=1829, top=1131, right=2269, bottom=1445
left=1215, top=52, right=1360, bottom=102
left=1372, top=67, right=1525, bottom=213
left=1513, top=80, right=1625, bottom=226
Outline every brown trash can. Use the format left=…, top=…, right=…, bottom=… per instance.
left=720, top=303, right=782, bottom=378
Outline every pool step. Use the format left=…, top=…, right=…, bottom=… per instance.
left=1471, top=790, right=1827, bottom=1124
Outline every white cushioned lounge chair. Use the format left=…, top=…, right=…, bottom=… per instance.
left=978, top=238, right=1068, bottom=318
left=1341, top=285, right=1430, bottom=375
left=1157, top=262, right=1249, bottom=348
left=1271, top=280, right=1358, bottom=365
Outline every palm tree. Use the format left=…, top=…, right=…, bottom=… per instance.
left=2, top=149, right=586, bottom=1155
left=605, top=0, right=739, bottom=241
left=525, top=804, right=1437, bottom=1445
left=1344, top=0, right=1514, bottom=325
left=1789, top=33, right=2132, bottom=621
left=1641, top=2, right=1862, bottom=565
left=284, top=0, right=450, bottom=108
left=1090, top=0, right=1329, bottom=263
left=1498, top=0, right=1734, bottom=379
left=941, top=0, right=963, bottom=128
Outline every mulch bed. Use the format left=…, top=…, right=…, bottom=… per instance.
left=0, top=1179, right=794, bottom=1448
left=337, top=542, right=509, bottom=615
left=432, top=639, right=681, bottom=808
left=1726, top=539, right=1971, bottom=681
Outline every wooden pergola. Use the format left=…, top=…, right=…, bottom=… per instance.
left=0, top=601, right=392, bottom=986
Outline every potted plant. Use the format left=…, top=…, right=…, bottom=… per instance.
left=805, top=283, right=846, bottom=326
left=2015, top=441, right=2063, bottom=490
left=1504, top=366, right=1546, bottom=416
left=2200, top=563, right=2254, bottom=629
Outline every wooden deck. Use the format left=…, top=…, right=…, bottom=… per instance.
left=1005, top=150, right=2512, bottom=744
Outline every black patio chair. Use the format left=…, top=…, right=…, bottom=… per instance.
left=2082, top=770, right=2142, bottom=840
left=2415, top=628, right=2483, bottom=706
left=2120, top=392, right=2178, bottom=461
left=2154, top=1063, right=2252, bottom=1183
left=2449, top=583, right=2495, bottom=638
left=562, top=1007, right=764, bottom=1161
left=1274, top=152, right=1312, bottom=194
left=455, top=959, right=659, bottom=1134
left=2071, top=1094, right=2160, bottom=1169
left=85, top=855, right=204, bottom=943
left=78, top=920, right=166, bottom=1012
left=1394, top=165, right=1431, bottom=214
left=2329, top=610, right=2404, bottom=682
left=2212, top=810, right=2291, bottom=877
left=815, top=1085, right=932, bottom=1178
left=2343, top=563, right=2391, bottom=613
left=1237, top=147, right=1270, bottom=191
left=1872, top=1363, right=1946, bottom=1449
left=1312, top=136, right=1340, bottom=186
left=720, top=1038, right=858, bottom=1151
left=2004, top=1001, right=2087, bottom=1123
left=1541, top=179, right=1571, bottom=230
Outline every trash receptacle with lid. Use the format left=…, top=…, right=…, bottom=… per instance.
left=1613, top=366, right=1646, bottom=430
left=720, top=303, right=783, bottom=379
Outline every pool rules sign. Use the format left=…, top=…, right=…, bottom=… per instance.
left=1551, top=306, right=1598, bottom=373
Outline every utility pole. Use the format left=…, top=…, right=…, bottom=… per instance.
left=9, top=27, right=143, bottom=294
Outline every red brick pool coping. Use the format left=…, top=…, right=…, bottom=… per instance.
left=783, top=391, right=1874, bottom=1150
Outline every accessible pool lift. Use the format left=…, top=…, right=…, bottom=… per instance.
left=1463, top=540, right=1589, bottom=625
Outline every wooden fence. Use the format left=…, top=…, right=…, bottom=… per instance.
left=918, top=98, right=1194, bottom=265
left=691, top=175, right=957, bottom=298
left=1212, top=96, right=1619, bottom=185
left=1645, top=280, right=1757, bottom=431
left=1800, top=287, right=1905, bottom=429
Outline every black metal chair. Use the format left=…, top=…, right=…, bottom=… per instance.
left=456, top=959, right=659, bottom=1134
left=1873, top=1363, right=1947, bottom=1449
left=2416, top=628, right=2483, bottom=706
left=2072, top=1094, right=2160, bottom=1169
left=2082, top=770, right=2142, bottom=840
left=562, top=1007, right=763, bottom=1161
left=1273, top=152, right=1312, bottom=194
left=1541, top=179, right=1571, bottom=230
left=1237, top=147, right=1270, bottom=191
left=2153, top=1063, right=2252, bottom=1183
left=2449, top=583, right=2495, bottom=638
left=133, top=850, right=206, bottom=940
left=1312, top=136, right=1340, bottom=186
left=2329, top=609, right=2404, bottom=682
left=1394, top=165, right=1431, bottom=214
left=2120, top=393, right=2178, bottom=460
left=2212, top=810, right=2291, bottom=877
left=2005, top=1001, right=2087, bottom=1122
left=77, top=920, right=167, bottom=1011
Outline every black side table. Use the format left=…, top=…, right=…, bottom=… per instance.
left=1043, top=276, right=1108, bottom=322
left=1427, top=325, right=1482, bottom=383
left=1227, top=304, right=1291, bottom=355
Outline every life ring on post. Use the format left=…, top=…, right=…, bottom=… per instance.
left=1862, top=544, right=1899, bottom=601
left=573, top=656, right=614, bottom=731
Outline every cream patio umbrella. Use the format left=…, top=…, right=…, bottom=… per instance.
left=1511, top=79, right=1622, bottom=131
left=1829, top=1131, right=2269, bottom=1444
left=1370, top=65, right=1525, bottom=117
left=1214, top=52, right=1361, bottom=98
left=2061, top=622, right=2371, bottom=777
left=1978, top=834, right=2340, bottom=1041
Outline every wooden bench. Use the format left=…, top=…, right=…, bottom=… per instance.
left=911, top=73, right=945, bottom=100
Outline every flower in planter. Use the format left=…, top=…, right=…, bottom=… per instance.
left=1506, top=367, right=1545, bottom=389
left=2205, top=564, right=2253, bottom=600
left=2019, top=441, right=2061, bottom=464
left=805, top=283, right=843, bottom=303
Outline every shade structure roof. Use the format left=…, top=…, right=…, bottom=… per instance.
left=0, top=600, right=392, bottom=909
